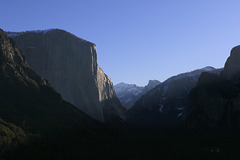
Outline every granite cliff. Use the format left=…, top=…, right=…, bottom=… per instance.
left=0, top=28, right=107, bottom=134
left=0, top=28, right=116, bottom=159
left=7, top=29, right=126, bottom=123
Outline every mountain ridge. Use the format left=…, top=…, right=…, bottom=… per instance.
left=128, top=66, right=222, bottom=127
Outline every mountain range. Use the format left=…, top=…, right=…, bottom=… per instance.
left=128, top=66, right=222, bottom=127
left=115, top=80, right=161, bottom=110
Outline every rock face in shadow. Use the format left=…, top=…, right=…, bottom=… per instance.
left=7, top=29, right=126, bottom=123
left=186, top=46, right=240, bottom=129
left=128, top=67, right=221, bottom=127
left=221, top=46, right=240, bottom=84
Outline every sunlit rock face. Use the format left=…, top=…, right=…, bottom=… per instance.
left=186, top=46, right=240, bottom=129
left=8, top=29, right=126, bottom=123
left=97, top=66, right=127, bottom=124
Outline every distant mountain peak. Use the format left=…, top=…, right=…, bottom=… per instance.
left=146, top=80, right=161, bottom=88
left=115, top=80, right=160, bottom=110
left=201, top=66, right=216, bottom=71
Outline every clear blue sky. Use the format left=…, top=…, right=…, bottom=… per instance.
left=2, top=0, right=240, bottom=86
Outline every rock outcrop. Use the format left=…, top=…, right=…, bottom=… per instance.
left=7, top=29, right=126, bottom=122
left=115, top=80, right=161, bottom=110
left=129, top=67, right=221, bottom=127
left=186, top=46, right=240, bottom=129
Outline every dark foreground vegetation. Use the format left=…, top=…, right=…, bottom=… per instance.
left=1, top=125, right=240, bottom=160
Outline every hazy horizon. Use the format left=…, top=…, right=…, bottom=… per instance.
left=2, top=0, right=240, bottom=86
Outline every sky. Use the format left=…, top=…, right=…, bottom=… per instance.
left=2, top=0, right=240, bottom=86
